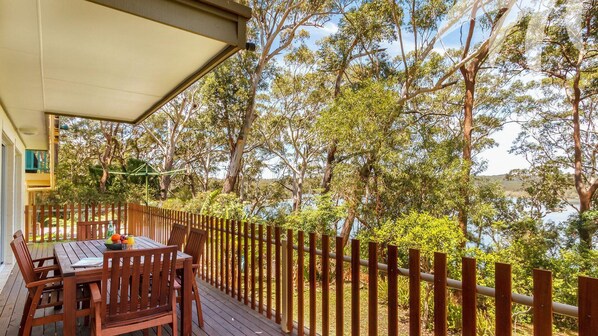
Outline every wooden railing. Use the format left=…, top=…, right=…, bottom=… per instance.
left=107, top=204, right=598, bottom=334
left=24, top=203, right=127, bottom=242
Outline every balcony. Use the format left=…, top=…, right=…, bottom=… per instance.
left=11, top=202, right=598, bottom=335
left=25, top=150, right=53, bottom=192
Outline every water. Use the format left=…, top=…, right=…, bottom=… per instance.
left=544, top=203, right=578, bottom=223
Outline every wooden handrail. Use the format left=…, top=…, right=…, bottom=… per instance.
left=180, top=222, right=581, bottom=318
left=126, top=203, right=596, bottom=335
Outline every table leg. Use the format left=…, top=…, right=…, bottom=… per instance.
left=62, top=276, right=76, bottom=336
left=181, top=258, right=192, bottom=335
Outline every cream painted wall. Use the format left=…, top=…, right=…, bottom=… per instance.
left=0, top=104, right=27, bottom=266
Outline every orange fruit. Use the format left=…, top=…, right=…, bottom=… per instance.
left=111, top=234, right=121, bottom=243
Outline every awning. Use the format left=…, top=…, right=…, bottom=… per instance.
left=0, top=0, right=251, bottom=149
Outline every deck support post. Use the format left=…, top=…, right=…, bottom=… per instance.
left=281, top=239, right=291, bottom=333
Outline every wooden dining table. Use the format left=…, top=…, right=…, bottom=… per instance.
left=53, top=236, right=193, bottom=336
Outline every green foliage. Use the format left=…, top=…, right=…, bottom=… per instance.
left=367, top=212, right=465, bottom=273
left=285, top=193, right=346, bottom=234
left=183, top=191, right=247, bottom=221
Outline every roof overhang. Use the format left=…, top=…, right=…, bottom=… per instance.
left=0, top=0, right=251, bottom=149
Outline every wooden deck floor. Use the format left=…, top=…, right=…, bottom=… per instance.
left=0, top=242, right=289, bottom=336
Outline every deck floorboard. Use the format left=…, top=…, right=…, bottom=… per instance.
left=0, top=242, right=290, bottom=336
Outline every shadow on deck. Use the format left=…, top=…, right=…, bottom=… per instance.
left=0, top=242, right=289, bottom=336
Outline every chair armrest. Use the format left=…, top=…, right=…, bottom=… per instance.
left=25, top=276, right=63, bottom=289
left=32, top=256, right=56, bottom=267
left=89, top=283, right=102, bottom=304
left=32, top=256, right=55, bottom=263
left=34, top=264, right=59, bottom=273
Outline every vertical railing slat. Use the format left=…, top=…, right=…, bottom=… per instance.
left=335, top=236, right=344, bottom=336
left=40, top=205, right=45, bottom=242
left=533, top=269, right=552, bottom=336
left=462, top=257, right=477, bottom=336
left=297, top=231, right=305, bottom=336
left=225, top=218, right=230, bottom=294
left=221, top=218, right=226, bottom=291
left=322, top=235, right=330, bottom=336
left=266, top=225, right=272, bottom=318
left=409, top=249, right=421, bottom=336
left=244, top=221, right=249, bottom=305
left=368, top=241, right=378, bottom=336
left=70, top=204, right=75, bottom=240
left=578, top=276, right=597, bottom=335
left=48, top=205, right=53, bottom=242
left=309, top=232, right=317, bottom=334
left=286, top=229, right=293, bottom=333
left=388, top=245, right=398, bottom=336
left=434, top=252, right=447, bottom=336
left=275, top=226, right=281, bottom=324
left=237, top=219, right=243, bottom=302
left=351, top=239, right=360, bottom=336
left=231, top=218, right=236, bottom=297
left=63, top=204, right=67, bottom=240
left=251, top=223, right=257, bottom=309
left=25, top=205, right=30, bottom=243
left=258, top=223, right=264, bottom=313
left=495, top=262, right=512, bottom=336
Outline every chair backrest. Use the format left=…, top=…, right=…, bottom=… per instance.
left=183, top=228, right=207, bottom=269
left=99, top=246, right=178, bottom=325
left=13, top=229, right=23, bottom=239
left=77, top=220, right=120, bottom=241
left=167, top=223, right=187, bottom=251
left=10, top=237, right=39, bottom=296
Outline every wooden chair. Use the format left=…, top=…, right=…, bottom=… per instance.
left=13, top=229, right=23, bottom=239
left=10, top=237, right=90, bottom=336
left=12, top=232, right=60, bottom=278
left=167, top=223, right=188, bottom=251
left=177, top=228, right=207, bottom=327
left=77, top=220, right=120, bottom=241
left=89, top=246, right=179, bottom=336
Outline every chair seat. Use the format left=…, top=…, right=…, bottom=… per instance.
left=38, top=284, right=89, bottom=308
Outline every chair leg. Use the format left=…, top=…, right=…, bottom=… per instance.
left=172, top=312, right=178, bottom=336
left=193, top=282, right=203, bottom=328
left=19, top=296, right=33, bottom=336
left=21, top=294, right=39, bottom=336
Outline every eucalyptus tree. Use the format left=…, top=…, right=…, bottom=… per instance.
left=97, top=121, right=126, bottom=192
left=221, top=0, right=336, bottom=194
left=318, top=0, right=395, bottom=193
left=140, top=83, right=203, bottom=200
left=505, top=0, right=598, bottom=249
left=453, top=0, right=516, bottom=240
left=258, top=46, right=329, bottom=211
left=319, top=80, right=406, bottom=244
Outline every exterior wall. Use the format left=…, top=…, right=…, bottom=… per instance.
left=0, top=104, right=26, bottom=266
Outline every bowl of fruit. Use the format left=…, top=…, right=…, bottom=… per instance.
left=104, top=234, right=129, bottom=250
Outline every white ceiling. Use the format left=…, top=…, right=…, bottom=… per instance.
left=0, top=0, right=231, bottom=149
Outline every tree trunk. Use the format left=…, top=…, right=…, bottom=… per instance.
left=321, top=140, right=337, bottom=193
left=160, top=175, right=171, bottom=200
left=458, top=74, right=475, bottom=242
left=340, top=158, right=373, bottom=246
left=571, top=72, right=595, bottom=249
left=340, top=208, right=356, bottom=246
left=223, top=87, right=258, bottom=194
left=99, top=167, right=109, bottom=192
left=160, top=156, right=174, bottom=200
